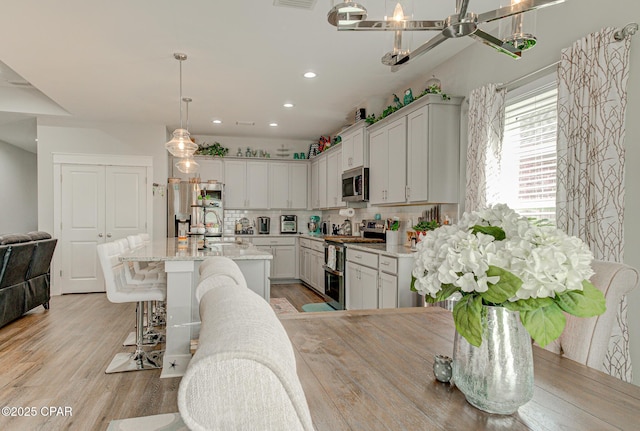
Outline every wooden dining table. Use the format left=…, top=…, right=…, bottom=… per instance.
left=279, top=307, right=640, bottom=430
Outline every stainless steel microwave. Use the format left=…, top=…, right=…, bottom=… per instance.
left=342, top=167, right=369, bottom=202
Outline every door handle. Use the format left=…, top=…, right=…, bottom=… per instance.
left=98, top=233, right=104, bottom=238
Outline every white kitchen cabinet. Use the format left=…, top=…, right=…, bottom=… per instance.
left=252, top=237, right=297, bottom=280
left=224, top=160, right=269, bottom=209
left=378, top=271, right=398, bottom=309
left=346, top=248, right=380, bottom=310
left=341, top=122, right=367, bottom=171
left=406, top=101, right=460, bottom=203
left=346, top=261, right=378, bottom=310
left=326, top=148, right=346, bottom=209
left=317, top=156, right=328, bottom=209
left=311, top=159, right=320, bottom=209
left=299, top=237, right=324, bottom=293
left=269, top=162, right=308, bottom=209
left=368, top=116, right=407, bottom=205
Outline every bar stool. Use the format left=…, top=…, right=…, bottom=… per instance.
left=113, top=238, right=166, bottom=346
left=97, top=241, right=166, bottom=373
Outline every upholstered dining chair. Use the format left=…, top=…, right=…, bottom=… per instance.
left=544, top=260, right=639, bottom=381
left=97, top=241, right=166, bottom=373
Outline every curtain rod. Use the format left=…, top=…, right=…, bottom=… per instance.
left=497, top=22, right=638, bottom=92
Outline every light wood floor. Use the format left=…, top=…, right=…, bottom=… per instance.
left=0, top=283, right=322, bottom=430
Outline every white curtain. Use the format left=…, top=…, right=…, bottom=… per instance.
left=465, top=84, right=507, bottom=212
left=556, top=27, right=632, bottom=381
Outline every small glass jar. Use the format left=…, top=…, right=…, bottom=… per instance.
left=433, top=354, right=453, bottom=383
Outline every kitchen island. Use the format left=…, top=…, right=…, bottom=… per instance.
left=120, top=237, right=272, bottom=377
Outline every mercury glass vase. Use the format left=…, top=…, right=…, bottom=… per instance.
left=452, top=305, right=534, bottom=415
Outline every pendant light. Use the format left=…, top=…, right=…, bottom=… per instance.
left=175, top=97, right=199, bottom=174
left=165, top=53, right=197, bottom=158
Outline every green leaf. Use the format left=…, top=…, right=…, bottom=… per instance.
left=453, top=295, right=483, bottom=347
left=556, top=280, right=606, bottom=317
left=470, top=225, right=506, bottom=241
left=503, top=297, right=555, bottom=312
left=520, top=304, right=566, bottom=347
left=479, top=266, right=522, bottom=304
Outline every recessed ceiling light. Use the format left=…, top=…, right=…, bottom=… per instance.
left=269, top=122, right=278, bottom=127
left=303, top=71, right=317, bottom=79
left=283, top=103, right=294, bottom=108
left=212, top=119, right=222, bottom=124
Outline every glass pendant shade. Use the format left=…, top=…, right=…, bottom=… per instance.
left=175, top=156, right=199, bottom=174
left=165, top=128, right=197, bottom=158
left=327, top=2, right=367, bottom=26
left=499, top=1, right=537, bottom=50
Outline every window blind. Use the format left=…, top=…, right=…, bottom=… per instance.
left=500, top=84, right=558, bottom=222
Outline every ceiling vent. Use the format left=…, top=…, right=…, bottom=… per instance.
left=236, top=121, right=255, bottom=126
left=273, top=0, right=317, bottom=10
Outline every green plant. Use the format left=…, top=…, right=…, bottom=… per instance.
left=418, top=85, right=451, bottom=100
left=412, top=220, right=439, bottom=231
left=195, top=141, right=229, bottom=157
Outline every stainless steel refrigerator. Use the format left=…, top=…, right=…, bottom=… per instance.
left=167, top=178, right=224, bottom=237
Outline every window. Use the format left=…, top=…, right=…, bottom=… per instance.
left=497, top=81, right=558, bottom=223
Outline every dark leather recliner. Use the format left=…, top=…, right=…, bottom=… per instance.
left=0, top=232, right=57, bottom=329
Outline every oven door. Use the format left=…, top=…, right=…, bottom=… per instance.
left=324, top=269, right=344, bottom=310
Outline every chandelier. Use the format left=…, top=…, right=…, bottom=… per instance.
left=165, top=53, right=197, bottom=157
left=327, top=0, right=565, bottom=70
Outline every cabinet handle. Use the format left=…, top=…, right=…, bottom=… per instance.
left=381, top=261, right=389, bottom=266
left=355, top=254, right=362, bottom=259
left=107, top=233, right=112, bottom=238
left=98, top=233, right=104, bottom=238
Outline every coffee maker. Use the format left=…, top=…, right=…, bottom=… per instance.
left=257, top=217, right=270, bottom=234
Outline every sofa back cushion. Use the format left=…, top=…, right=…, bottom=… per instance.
left=179, top=263, right=314, bottom=431
left=27, top=239, right=58, bottom=279
left=0, top=234, right=32, bottom=245
left=0, top=242, right=37, bottom=288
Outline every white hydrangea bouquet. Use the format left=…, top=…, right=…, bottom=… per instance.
left=411, top=204, right=606, bottom=348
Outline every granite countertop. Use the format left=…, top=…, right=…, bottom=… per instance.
left=120, top=237, right=273, bottom=262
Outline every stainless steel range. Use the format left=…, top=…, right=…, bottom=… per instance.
left=322, top=220, right=386, bottom=310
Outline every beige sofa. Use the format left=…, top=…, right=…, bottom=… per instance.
left=178, top=256, right=314, bottom=431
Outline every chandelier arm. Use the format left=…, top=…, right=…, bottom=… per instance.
left=470, top=29, right=522, bottom=59
left=390, top=32, right=449, bottom=72
left=476, top=0, right=565, bottom=25
left=337, top=20, right=445, bottom=31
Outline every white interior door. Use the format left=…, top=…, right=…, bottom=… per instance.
left=105, top=165, right=147, bottom=241
left=60, top=164, right=148, bottom=294
left=60, top=165, right=106, bottom=293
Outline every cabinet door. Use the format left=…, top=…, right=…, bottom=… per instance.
left=312, top=250, right=324, bottom=293
left=427, top=104, right=460, bottom=203
left=327, top=149, right=344, bottom=208
left=386, top=117, right=407, bottom=204
left=269, top=162, right=289, bottom=209
left=341, top=133, right=353, bottom=172
left=224, top=160, right=247, bottom=208
left=273, top=245, right=296, bottom=279
left=351, top=128, right=365, bottom=168
left=346, top=262, right=361, bottom=310
left=369, top=128, right=387, bottom=205
left=379, top=272, right=398, bottom=309
left=246, top=161, right=269, bottom=208
left=199, top=159, right=224, bottom=183
left=311, top=159, right=320, bottom=209
left=318, top=156, right=328, bottom=209
left=407, top=106, right=430, bottom=202
left=359, top=265, right=379, bottom=309
left=289, top=163, right=308, bottom=209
